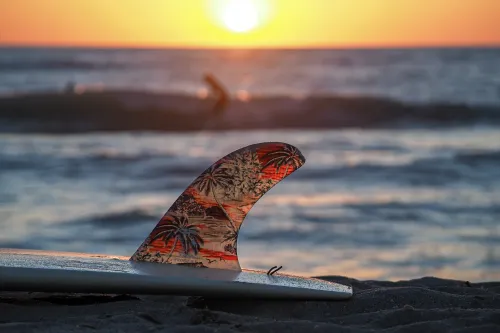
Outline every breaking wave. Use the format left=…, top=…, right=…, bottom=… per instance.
left=454, top=151, right=500, bottom=165
left=0, top=59, right=125, bottom=72
left=0, top=91, right=499, bottom=133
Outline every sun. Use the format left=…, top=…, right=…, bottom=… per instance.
left=221, top=0, right=260, bottom=33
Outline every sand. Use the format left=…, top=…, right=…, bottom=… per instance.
left=1, top=276, right=499, bottom=332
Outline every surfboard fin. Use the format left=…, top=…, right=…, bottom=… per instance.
left=130, top=142, right=305, bottom=271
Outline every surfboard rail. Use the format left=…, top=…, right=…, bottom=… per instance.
left=0, top=249, right=353, bottom=300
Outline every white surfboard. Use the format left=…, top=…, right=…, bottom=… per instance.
left=0, top=143, right=352, bottom=300
left=0, top=249, right=352, bottom=300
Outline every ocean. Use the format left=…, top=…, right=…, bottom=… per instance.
left=1, top=47, right=500, bottom=106
left=0, top=47, right=499, bottom=281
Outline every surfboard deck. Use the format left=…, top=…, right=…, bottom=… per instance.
left=0, top=249, right=352, bottom=300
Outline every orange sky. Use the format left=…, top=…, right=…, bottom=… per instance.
left=1, top=0, right=499, bottom=48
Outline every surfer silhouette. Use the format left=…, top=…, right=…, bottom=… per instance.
left=203, top=73, right=229, bottom=118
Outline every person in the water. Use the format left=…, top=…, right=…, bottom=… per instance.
left=203, top=73, right=229, bottom=117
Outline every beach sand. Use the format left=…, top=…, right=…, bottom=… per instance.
left=1, top=276, right=499, bottom=332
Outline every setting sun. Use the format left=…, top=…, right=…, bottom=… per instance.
left=0, top=0, right=499, bottom=47
left=220, top=0, right=261, bottom=33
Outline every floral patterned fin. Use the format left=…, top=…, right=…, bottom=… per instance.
left=130, top=142, right=306, bottom=271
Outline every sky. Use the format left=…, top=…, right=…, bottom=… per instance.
left=1, top=0, right=499, bottom=48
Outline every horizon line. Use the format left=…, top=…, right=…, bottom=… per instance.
left=1, top=42, right=499, bottom=50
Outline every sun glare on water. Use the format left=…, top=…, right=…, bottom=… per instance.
left=220, top=0, right=260, bottom=33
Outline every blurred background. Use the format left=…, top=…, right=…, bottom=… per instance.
left=0, top=0, right=499, bottom=281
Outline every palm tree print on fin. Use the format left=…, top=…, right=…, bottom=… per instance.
left=131, top=142, right=306, bottom=271
left=149, top=214, right=204, bottom=263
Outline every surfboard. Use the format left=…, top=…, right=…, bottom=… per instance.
left=0, top=142, right=353, bottom=300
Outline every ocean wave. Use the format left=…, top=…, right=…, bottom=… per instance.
left=244, top=224, right=408, bottom=248
left=0, top=91, right=499, bottom=133
left=0, top=241, right=45, bottom=250
left=294, top=150, right=500, bottom=186
left=370, top=255, right=462, bottom=269
left=294, top=202, right=500, bottom=228
left=454, top=151, right=500, bottom=165
left=0, top=156, right=34, bottom=171
left=294, top=163, right=462, bottom=186
left=67, top=209, right=158, bottom=227
left=0, top=59, right=124, bottom=72
left=459, top=234, right=500, bottom=245
left=0, top=153, right=156, bottom=179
